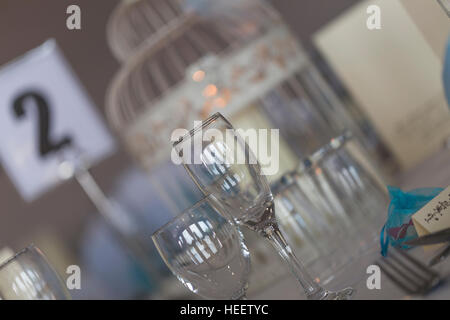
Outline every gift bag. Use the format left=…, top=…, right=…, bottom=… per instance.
left=380, top=186, right=444, bottom=256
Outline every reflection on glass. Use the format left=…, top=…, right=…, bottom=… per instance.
left=0, top=245, right=70, bottom=300
left=152, top=195, right=250, bottom=300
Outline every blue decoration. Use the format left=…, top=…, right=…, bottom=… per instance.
left=380, top=186, right=444, bottom=256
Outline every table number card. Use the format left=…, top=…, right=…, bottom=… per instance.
left=412, top=186, right=450, bottom=238
left=0, top=40, right=116, bottom=201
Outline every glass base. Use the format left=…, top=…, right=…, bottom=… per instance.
left=309, top=287, right=355, bottom=300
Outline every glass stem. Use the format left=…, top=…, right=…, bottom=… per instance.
left=262, top=223, right=326, bottom=299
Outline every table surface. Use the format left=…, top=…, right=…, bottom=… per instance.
left=253, top=244, right=450, bottom=300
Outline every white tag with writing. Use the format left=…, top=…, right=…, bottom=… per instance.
left=412, top=186, right=450, bottom=238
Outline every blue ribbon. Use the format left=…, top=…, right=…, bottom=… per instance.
left=380, top=186, right=444, bottom=256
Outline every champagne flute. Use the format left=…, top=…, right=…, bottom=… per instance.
left=0, top=245, right=70, bottom=300
left=152, top=195, right=251, bottom=300
left=173, top=112, right=354, bottom=299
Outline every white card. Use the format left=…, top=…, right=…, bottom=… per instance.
left=412, top=186, right=450, bottom=237
left=0, top=40, right=116, bottom=201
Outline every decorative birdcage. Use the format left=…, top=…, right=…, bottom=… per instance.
left=105, top=0, right=364, bottom=176
left=107, top=0, right=189, bottom=62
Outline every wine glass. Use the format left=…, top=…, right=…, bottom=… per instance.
left=0, top=245, right=70, bottom=300
left=173, top=112, right=354, bottom=299
left=152, top=194, right=251, bottom=300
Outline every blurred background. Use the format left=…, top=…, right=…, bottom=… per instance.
left=0, top=0, right=448, bottom=299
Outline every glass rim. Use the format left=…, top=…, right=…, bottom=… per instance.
left=298, top=130, right=354, bottom=173
left=151, top=194, right=221, bottom=239
left=0, top=244, right=38, bottom=272
left=272, top=172, right=297, bottom=195
left=172, top=112, right=232, bottom=149
left=314, top=130, right=353, bottom=159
